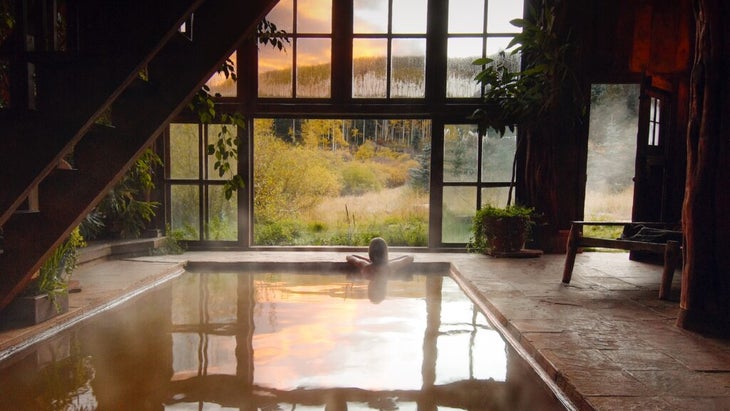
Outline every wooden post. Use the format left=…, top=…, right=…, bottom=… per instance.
left=659, top=240, right=680, bottom=300
left=562, top=223, right=580, bottom=283
left=676, top=0, right=730, bottom=336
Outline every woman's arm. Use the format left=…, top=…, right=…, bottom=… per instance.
left=388, top=255, right=414, bottom=270
left=346, top=254, right=371, bottom=268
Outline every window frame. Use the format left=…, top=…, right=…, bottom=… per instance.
left=165, top=0, right=525, bottom=250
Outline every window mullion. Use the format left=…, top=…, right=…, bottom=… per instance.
left=331, top=0, right=351, bottom=102
left=426, top=0, right=448, bottom=106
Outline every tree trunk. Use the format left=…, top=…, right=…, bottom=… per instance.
left=676, top=0, right=730, bottom=335
left=517, top=0, right=589, bottom=252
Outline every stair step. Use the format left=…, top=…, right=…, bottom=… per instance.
left=0, top=110, right=79, bottom=226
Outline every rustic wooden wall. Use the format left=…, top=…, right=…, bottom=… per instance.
left=523, top=0, right=693, bottom=251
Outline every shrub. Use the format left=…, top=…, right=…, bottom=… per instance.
left=340, top=162, right=382, bottom=195
left=254, top=134, right=341, bottom=221
left=254, top=219, right=303, bottom=245
left=372, top=159, right=419, bottom=188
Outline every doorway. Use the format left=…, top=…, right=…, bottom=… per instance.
left=584, top=84, right=640, bottom=227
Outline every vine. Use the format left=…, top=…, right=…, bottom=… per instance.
left=188, top=18, right=289, bottom=200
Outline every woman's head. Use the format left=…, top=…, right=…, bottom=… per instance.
left=368, top=237, right=389, bottom=265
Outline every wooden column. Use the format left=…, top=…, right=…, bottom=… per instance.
left=676, top=0, right=730, bottom=335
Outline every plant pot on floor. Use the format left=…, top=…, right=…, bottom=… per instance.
left=469, top=205, right=542, bottom=257
left=483, top=215, right=530, bottom=253
left=3, top=291, right=69, bottom=326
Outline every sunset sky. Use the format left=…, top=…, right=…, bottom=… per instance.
left=257, top=0, right=524, bottom=73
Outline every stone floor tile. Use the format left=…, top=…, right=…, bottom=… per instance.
left=540, top=349, right=621, bottom=374
left=627, top=369, right=730, bottom=396
left=558, top=369, right=649, bottom=397
left=585, top=395, right=675, bottom=411
left=601, top=349, right=684, bottom=371
left=666, top=349, right=730, bottom=372
left=663, top=396, right=730, bottom=411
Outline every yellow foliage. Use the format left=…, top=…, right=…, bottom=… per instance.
left=254, top=132, right=341, bottom=222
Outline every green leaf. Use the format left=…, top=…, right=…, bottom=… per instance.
left=472, top=57, right=493, bottom=66
left=509, top=18, right=526, bottom=28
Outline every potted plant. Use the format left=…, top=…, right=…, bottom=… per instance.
left=5, top=228, right=85, bottom=325
left=469, top=205, right=534, bottom=255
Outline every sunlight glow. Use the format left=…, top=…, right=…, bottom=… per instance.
left=297, top=0, right=332, bottom=33
left=267, top=0, right=293, bottom=32
left=260, top=0, right=524, bottom=98
left=205, top=52, right=237, bottom=97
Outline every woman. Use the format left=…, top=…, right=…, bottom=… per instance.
left=346, top=237, right=414, bottom=303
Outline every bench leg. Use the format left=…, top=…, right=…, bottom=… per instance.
left=659, top=240, right=681, bottom=300
left=562, top=224, right=580, bottom=284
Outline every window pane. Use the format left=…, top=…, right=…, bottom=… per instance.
left=205, top=52, right=237, bottom=97
left=484, top=38, right=520, bottom=77
left=207, top=124, right=237, bottom=181
left=354, top=0, right=388, bottom=33
left=297, top=0, right=332, bottom=33
left=297, top=38, right=331, bottom=98
left=171, top=185, right=200, bottom=240
left=207, top=185, right=238, bottom=241
left=169, top=123, right=199, bottom=179
left=486, top=36, right=517, bottom=59
left=443, top=124, right=478, bottom=182
left=391, top=38, right=425, bottom=98
left=649, top=97, right=660, bottom=146
left=442, top=186, right=476, bottom=243
left=259, top=45, right=293, bottom=97
left=481, top=127, right=515, bottom=182
left=266, top=0, right=293, bottom=32
left=448, top=0, right=484, bottom=33
left=447, top=37, right=482, bottom=98
left=353, top=38, right=387, bottom=98
left=392, top=0, right=427, bottom=33
left=487, top=0, right=523, bottom=33
left=253, top=118, right=430, bottom=246
left=480, top=187, right=511, bottom=208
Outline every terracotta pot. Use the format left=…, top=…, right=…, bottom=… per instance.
left=483, top=215, right=529, bottom=253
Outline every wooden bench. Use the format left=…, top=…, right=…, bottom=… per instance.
left=562, top=221, right=682, bottom=300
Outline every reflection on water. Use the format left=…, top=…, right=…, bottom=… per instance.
left=0, top=270, right=566, bottom=410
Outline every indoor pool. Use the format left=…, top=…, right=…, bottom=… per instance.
left=0, top=268, right=568, bottom=410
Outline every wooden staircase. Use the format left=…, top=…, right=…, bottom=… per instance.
left=0, top=0, right=276, bottom=312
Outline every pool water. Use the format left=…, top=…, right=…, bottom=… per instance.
left=0, top=270, right=567, bottom=410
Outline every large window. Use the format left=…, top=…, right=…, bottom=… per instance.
left=167, top=123, right=239, bottom=243
left=253, top=118, right=431, bottom=246
left=166, top=0, right=524, bottom=249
